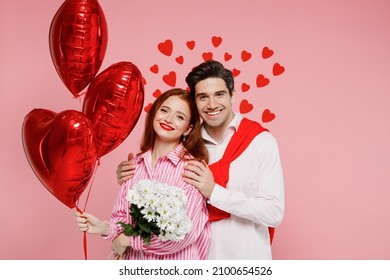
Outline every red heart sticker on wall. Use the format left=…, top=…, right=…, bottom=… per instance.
left=175, top=56, right=184, bottom=64
left=242, top=83, right=250, bottom=92
left=232, top=68, right=241, bottom=77
left=144, top=103, right=153, bottom=113
left=262, top=47, right=274, bottom=59
left=241, top=50, right=252, bottom=62
left=239, top=99, right=253, bottom=114
left=162, top=71, right=176, bottom=87
left=212, top=36, right=222, bottom=47
left=273, top=63, right=285, bottom=76
left=158, top=39, right=173, bottom=56
left=153, top=89, right=162, bottom=98
left=150, top=64, right=159, bottom=74
left=224, top=52, right=232, bottom=61
left=256, top=74, right=270, bottom=87
left=262, top=109, right=275, bottom=122
left=186, top=40, right=195, bottom=50
left=202, top=52, right=213, bottom=61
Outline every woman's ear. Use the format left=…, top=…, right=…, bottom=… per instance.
left=183, top=124, right=193, bottom=137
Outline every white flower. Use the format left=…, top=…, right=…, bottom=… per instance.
left=124, top=179, right=192, bottom=243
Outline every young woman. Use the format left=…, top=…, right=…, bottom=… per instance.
left=75, top=88, right=211, bottom=260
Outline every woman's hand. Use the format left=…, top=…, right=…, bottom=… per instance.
left=116, top=153, right=137, bottom=185
left=74, top=211, right=109, bottom=236
left=112, top=233, right=130, bottom=259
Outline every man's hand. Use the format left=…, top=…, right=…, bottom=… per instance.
left=116, top=153, right=136, bottom=185
left=182, top=160, right=215, bottom=199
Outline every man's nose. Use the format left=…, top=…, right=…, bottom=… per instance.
left=207, top=96, right=217, bottom=109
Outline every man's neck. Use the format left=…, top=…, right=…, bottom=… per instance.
left=204, top=113, right=236, bottom=143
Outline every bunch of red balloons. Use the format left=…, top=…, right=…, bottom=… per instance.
left=22, top=0, right=144, bottom=209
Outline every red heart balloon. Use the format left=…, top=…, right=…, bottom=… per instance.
left=83, top=61, right=144, bottom=158
left=49, top=0, right=108, bottom=97
left=22, top=109, right=97, bottom=208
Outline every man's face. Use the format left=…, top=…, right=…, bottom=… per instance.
left=194, top=77, right=235, bottom=131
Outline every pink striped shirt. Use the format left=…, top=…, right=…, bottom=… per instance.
left=104, top=143, right=211, bottom=260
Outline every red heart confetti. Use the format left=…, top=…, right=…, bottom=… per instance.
left=151, top=38, right=285, bottom=125
left=144, top=103, right=153, bottom=113
left=158, top=39, right=173, bottom=56
left=212, top=36, right=222, bottom=47
left=153, top=89, right=162, bottom=98
left=239, top=99, right=253, bottom=114
left=202, top=52, right=213, bottom=61
left=262, top=47, right=274, bottom=59
left=262, top=109, right=275, bottom=122
left=186, top=40, right=195, bottom=50
left=232, top=68, right=241, bottom=77
left=150, top=64, right=159, bottom=74
left=175, top=56, right=184, bottom=64
left=242, top=83, right=250, bottom=92
left=273, top=63, right=285, bottom=76
left=142, top=77, right=147, bottom=85
left=224, top=52, right=232, bottom=61
left=241, top=50, right=252, bottom=62
left=256, top=74, right=270, bottom=87
left=162, top=71, right=176, bottom=87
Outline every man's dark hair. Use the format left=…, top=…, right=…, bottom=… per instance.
left=185, top=60, right=234, bottom=99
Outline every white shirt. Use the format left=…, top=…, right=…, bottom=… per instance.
left=203, top=113, right=284, bottom=259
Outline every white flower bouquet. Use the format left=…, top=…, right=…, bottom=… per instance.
left=118, top=179, right=192, bottom=245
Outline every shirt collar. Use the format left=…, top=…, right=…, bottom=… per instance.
left=201, top=113, right=243, bottom=144
left=136, top=143, right=186, bottom=167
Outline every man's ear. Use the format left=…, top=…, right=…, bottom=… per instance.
left=231, top=90, right=236, bottom=103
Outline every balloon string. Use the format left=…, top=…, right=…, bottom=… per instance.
left=76, top=160, right=100, bottom=260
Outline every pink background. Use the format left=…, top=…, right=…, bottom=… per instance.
left=1, top=0, right=389, bottom=259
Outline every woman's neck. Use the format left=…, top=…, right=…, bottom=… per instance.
left=151, top=139, right=179, bottom=168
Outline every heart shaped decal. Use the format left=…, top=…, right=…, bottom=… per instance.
left=224, top=52, right=232, bottom=61
left=256, top=74, right=270, bottom=87
left=162, top=71, right=177, bottom=87
left=241, top=50, right=252, bottom=62
left=212, top=36, right=222, bottom=47
left=150, top=64, right=159, bottom=74
left=158, top=39, right=173, bottom=56
left=273, top=63, right=285, bottom=76
left=239, top=99, right=253, bottom=114
left=262, top=109, right=276, bottom=122
left=242, top=83, right=250, bottom=92
left=186, top=40, right=195, bottom=50
left=262, top=47, right=274, bottom=59
left=175, top=56, right=184, bottom=64
left=202, top=52, right=213, bottom=61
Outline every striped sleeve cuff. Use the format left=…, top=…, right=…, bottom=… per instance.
left=130, top=235, right=145, bottom=251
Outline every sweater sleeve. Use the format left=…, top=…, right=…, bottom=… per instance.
left=209, top=134, right=284, bottom=227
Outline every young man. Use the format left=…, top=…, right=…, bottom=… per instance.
left=116, top=60, right=284, bottom=259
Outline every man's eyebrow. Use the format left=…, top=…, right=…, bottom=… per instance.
left=196, top=90, right=227, bottom=96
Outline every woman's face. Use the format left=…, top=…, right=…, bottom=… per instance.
left=153, top=95, right=193, bottom=144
